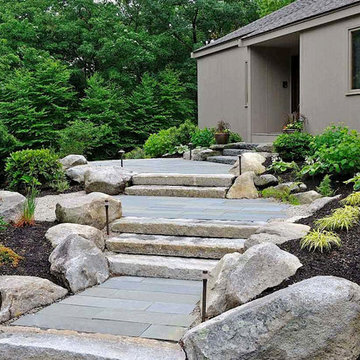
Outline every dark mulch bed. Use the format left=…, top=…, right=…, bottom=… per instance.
left=0, top=222, right=64, bottom=287
left=261, top=188, right=360, bottom=299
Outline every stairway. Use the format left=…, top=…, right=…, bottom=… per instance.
left=125, top=173, right=235, bottom=198
left=105, top=216, right=265, bottom=280
left=206, top=142, right=258, bottom=165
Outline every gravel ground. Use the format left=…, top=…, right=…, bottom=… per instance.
left=35, top=191, right=86, bottom=222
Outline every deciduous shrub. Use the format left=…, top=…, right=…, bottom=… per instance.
left=229, top=132, right=243, bottom=143
left=5, top=149, right=68, bottom=192
left=190, top=128, right=215, bottom=148
left=344, top=173, right=360, bottom=191
left=143, top=127, right=178, bottom=158
left=269, top=159, right=299, bottom=174
left=273, top=132, right=313, bottom=161
left=57, top=120, right=112, bottom=159
left=301, top=126, right=360, bottom=176
left=125, top=147, right=149, bottom=159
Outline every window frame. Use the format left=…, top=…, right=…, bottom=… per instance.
left=348, top=26, right=360, bottom=95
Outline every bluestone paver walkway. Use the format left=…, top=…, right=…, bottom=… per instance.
left=91, top=158, right=231, bottom=174
left=117, top=195, right=288, bottom=222
left=12, top=277, right=202, bottom=342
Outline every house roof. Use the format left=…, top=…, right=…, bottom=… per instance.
left=194, top=0, right=360, bottom=53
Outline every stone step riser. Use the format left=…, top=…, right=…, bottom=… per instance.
left=206, top=156, right=238, bottom=165
left=107, top=254, right=218, bottom=281
left=125, top=185, right=228, bottom=198
left=106, top=234, right=245, bottom=260
left=111, top=217, right=261, bottom=239
left=132, top=173, right=235, bottom=187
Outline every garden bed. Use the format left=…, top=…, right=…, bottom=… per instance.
left=260, top=192, right=360, bottom=300
left=0, top=222, right=63, bottom=287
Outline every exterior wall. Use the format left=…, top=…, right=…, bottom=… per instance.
left=301, top=14, right=360, bottom=134
left=197, top=46, right=250, bottom=141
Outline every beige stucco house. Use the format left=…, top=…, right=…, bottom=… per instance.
left=193, top=0, right=360, bottom=142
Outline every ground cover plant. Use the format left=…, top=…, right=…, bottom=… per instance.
left=261, top=187, right=300, bottom=205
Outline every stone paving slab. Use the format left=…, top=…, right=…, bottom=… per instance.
left=12, top=276, right=201, bottom=342
left=117, top=195, right=288, bottom=222
left=90, top=158, right=231, bottom=175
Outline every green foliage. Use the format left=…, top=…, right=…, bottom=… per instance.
left=16, top=176, right=39, bottom=227
left=342, top=192, right=360, bottom=207
left=257, top=0, right=295, bottom=17
left=0, top=121, right=18, bottom=159
left=301, top=126, right=360, bottom=177
left=229, top=132, right=243, bottom=143
left=0, top=47, right=75, bottom=148
left=316, top=175, right=334, bottom=197
left=344, top=173, right=360, bottom=191
left=315, top=205, right=360, bottom=231
left=261, top=187, right=300, bottom=205
left=5, top=149, right=67, bottom=191
left=57, top=120, right=112, bottom=160
left=143, top=120, right=198, bottom=158
left=0, top=217, right=8, bottom=232
left=125, top=147, right=150, bottom=160
left=190, top=128, right=216, bottom=148
left=269, top=159, right=299, bottom=174
left=273, top=132, right=313, bottom=161
left=300, top=230, right=341, bottom=253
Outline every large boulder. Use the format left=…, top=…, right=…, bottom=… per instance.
left=0, top=191, right=26, bottom=224
left=183, top=148, right=221, bottom=161
left=45, top=223, right=105, bottom=250
left=244, top=222, right=310, bottom=249
left=66, top=165, right=91, bottom=184
left=60, top=155, right=87, bottom=170
left=55, top=192, right=122, bottom=229
left=206, top=243, right=301, bottom=318
left=49, top=235, right=109, bottom=293
left=226, top=171, right=258, bottom=199
left=273, top=182, right=307, bottom=193
left=84, top=166, right=132, bottom=195
left=254, top=174, right=278, bottom=188
left=293, top=190, right=322, bottom=204
left=0, top=276, right=67, bottom=322
left=229, top=152, right=266, bottom=175
left=256, top=143, right=274, bottom=153
left=182, top=276, right=360, bottom=360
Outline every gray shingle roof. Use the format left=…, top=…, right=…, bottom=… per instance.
left=194, top=0, right=360, bottom=53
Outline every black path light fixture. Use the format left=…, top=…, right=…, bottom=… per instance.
left=105, top=199, right=110, bottom=236
left=118, top=149, right=125, bottom=168
left=201, top=270, right=209, bottom=323
left=238, top=154, right=242, bottom=176
left=188, top=143, right=194, bottom=160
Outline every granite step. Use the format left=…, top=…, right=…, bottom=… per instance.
left=106, top=234, right=245, bottom=259
left=106, top=253, right=218, bottom=280
left=223, top=149, right=254, bottom=156
left=125, top=185, right=228, bottom=198
left=206, top=156, right=238, bottom=165
left=111, top=217, right=262, bottom=239
left=132, top=173, right=235, bottom=187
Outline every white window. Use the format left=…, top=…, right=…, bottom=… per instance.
left=351, top=28, right=360, bottom=90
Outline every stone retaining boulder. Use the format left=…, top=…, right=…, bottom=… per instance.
left=66, top=165, right=91, bottom=183
left=0, top=276, right=67, bottom=322
left=182, top=276, right=360, bottom=360
left=55, top=192, right=122, bottom=229
left=84, top=167, right=132, bottom=195
left=60, top=155, right=87, bottom=170
left=0, top=191, right=26, bottom=223
left=183, top=148, right=221, bottom=161
left=254, top=174, right=278, bottom=188
left=293, top=190, right=322, bottom=204
left=244, top=222, right=310, bottom=249
left=256, top=143, right=273, bottom=153
left=226, top=171, right=258, bottom=199
left=206, top=243, right=301, bottom=318
left=45, top=223, right=105, bottom=250
left=273, top=182, right=307, bottom=193
left=229, top=153, right=266, bottom=175
left=49, top=235, right=109, bottom=293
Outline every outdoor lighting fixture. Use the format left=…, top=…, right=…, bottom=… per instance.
left=118, top=150, right=125, bottom=167
left=238, top=155, right=242, bottom=176
left=188, top=143, right=194, bottom=160
left=105, top=200, right=110, bottom=236
left=202, top=270, right=209, bottom=323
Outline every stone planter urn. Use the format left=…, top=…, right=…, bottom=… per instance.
left=215, top=132, right=230, bottom=144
